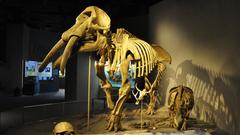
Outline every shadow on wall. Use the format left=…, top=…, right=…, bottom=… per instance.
left=164, top=59, right=240, bottom=135
left=158, top=66, right=175, bottom=105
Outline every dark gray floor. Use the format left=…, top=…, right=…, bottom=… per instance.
left=0, top=94, right=228, bottom=135
left=1, top=115, right=213, bottom=135
left=0, top=89, right=65, bottom=111
left=1, top=106, right=226, bottom=135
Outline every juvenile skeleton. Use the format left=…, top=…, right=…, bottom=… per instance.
left=168, top=85, right=194, bottom=130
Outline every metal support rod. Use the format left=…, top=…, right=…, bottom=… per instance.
left=87, top=56, right=91, bottom=130
left=141, top=100, right=143, bottom=130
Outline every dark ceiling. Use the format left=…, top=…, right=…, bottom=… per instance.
left=0, top=0, right=162, bottom=32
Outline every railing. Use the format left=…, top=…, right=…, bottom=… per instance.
left=0, top=99, right=104, bottom=133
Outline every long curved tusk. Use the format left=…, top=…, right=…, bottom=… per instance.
left=53, top=55, right=62, bottom=69
left=60, top=36, right=79, bottom=74
left=39, top=39, right=65, bottom=72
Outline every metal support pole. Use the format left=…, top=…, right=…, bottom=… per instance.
left=141, top=100, right=143, bottom=130
left=87, top=56, right=91, bottom=130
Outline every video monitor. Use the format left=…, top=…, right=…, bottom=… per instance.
left=24, top=60, right=53, bottom=80
left=37, top=62, right=53, bottom=80
left=25, top=60, right=38, bottom=77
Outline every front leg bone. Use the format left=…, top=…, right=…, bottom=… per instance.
left=146, top=90, right=157, bottom=115
left=95, top=56, right=114, bottom=109
left=53, top=55, right=62, bottom=69
left=106, top=55, right=133, bottom=131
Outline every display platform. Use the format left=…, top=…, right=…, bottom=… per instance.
left=78, top=106, right=217, bottom=135
left=3, top=105, right=225, bottom=135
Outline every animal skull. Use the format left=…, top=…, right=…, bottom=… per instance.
left=39, top=6, right=111, bottom=74
left=53, top=121, right=75, bottom=135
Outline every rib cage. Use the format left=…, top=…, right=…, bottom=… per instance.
left=111, top=32, right=159, bottom=79
left=129, top=38, right=158, bottom=78
left=110, top=28, right=170, bottom=79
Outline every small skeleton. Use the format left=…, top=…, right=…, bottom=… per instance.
left=168, top=85, right=194, bottom=130
left=39, top=6, right=171, bottom=132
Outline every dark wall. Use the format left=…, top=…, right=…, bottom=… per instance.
left=149, top=0, right=240, bottom=134
left=0, top=23, right=61, bottom=94
left=0, top=24, right=6, bottom=63
left=28, top=28, right=60, bottom=61
left=28, top=27, right=61, bottom=93
left=112, top=14, right=149, bottom=41
left=65, top=53, right=99, bottom=102
left=65, top=55, right=78, bottom=100
left=0, top=24, right=29, bottom=92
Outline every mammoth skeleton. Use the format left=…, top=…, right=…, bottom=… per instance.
left=39, top=6, right=171, bottom=131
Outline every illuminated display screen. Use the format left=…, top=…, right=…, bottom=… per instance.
left=24, top=60, right=53, bottom=80
left=25, top=60, right=38, bottom=77
left=37, top=62, right=53, bottom=80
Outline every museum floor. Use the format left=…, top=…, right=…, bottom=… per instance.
left=2, top=105, right=228, bottom=135
left=0, top=89, right=65, bottom=111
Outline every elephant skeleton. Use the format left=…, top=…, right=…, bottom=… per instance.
left=39, top=6, right=171, bottom=132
